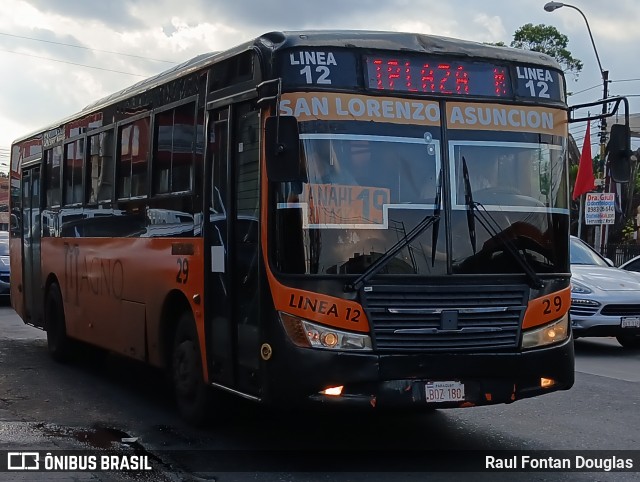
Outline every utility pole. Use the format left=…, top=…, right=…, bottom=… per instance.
left=599, top=70, right=610, bottom=254
left=545, top=2, right=610, bottom=252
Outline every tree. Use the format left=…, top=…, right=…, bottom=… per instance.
left=510, top=23, right=583, bottom=79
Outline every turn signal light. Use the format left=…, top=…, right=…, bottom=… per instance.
left=540, top=377, right=555, bottom=388
left=320, top=386, right=344, bottom=396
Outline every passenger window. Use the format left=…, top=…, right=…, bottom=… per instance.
left=45, top=147, right=62, bottom=207
left=64, top=139, right=84, bottom=205
left=153, top=102, right=195, bottom=194
left=118, top=118, right=150, bottom=199
left=87, top=130, right=114, bottom=203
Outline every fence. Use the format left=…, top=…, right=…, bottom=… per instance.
left=605, top=243, right=640, bottom=266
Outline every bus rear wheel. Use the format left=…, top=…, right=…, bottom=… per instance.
left=172, top=312, right=210, bottom=425
left=45, top=283, right=74, bottom=362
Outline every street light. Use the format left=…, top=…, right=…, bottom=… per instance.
left=544, top=1, right=610, bottom=252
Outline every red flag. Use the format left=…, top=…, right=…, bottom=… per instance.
left=572, top=121, right=595, bottom=200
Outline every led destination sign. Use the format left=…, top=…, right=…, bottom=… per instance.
left=365, top=55, right=511, bottom=97
left=280, top=49, right=564, bottom=101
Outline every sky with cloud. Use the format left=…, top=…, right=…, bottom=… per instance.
left=1, top=0, right=639, bottom=171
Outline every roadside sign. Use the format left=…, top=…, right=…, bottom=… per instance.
left=585, top=192, right=615, bottom=225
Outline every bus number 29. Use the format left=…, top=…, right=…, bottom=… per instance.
left=176, top=258, right=189, bottom=284
left=542, top=295, right=562, bottom=314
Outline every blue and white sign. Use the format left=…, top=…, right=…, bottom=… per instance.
left=585, top=192, right=615, bottom=225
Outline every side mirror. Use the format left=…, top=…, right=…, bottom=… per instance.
left=265, top=116, right=306, bottom=183
left=607, top=124, right=631, bottom=183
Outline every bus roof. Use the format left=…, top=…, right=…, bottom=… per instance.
left=12, top=30, right=562, bottom=145
left=263, top=30, right=560, bottom=67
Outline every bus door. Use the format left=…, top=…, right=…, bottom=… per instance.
left=205, top=103, right=262, bottom=396
left=22, top=165, right=44, bottom=327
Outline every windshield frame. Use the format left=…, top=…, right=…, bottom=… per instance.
left=448, top=140, right=567, bottom=215
left=268, top=100, right=570, bottom=278
left=294, top=133, right=442, bottom=230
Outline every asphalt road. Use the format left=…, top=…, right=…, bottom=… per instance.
left=0, top=303, right=639, bottom=481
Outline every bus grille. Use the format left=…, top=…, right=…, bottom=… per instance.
left=362, top=284, right=527, bottom=352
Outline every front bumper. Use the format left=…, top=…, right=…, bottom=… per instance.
left=571, top=302, right=640, bottom=338
left=264, top=336, right=574, bottom=408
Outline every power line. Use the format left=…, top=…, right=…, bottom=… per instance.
left=569, top=78, right=640, bottom=98
left=570, top=84, right=601, bottom=96
left=611, top=78, right=640, bottom=84
left=0, top=48, right=147, bottom=77
left=0, top=31, right=177, bottom=64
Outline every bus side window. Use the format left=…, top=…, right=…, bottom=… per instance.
left=118, top=118, right=150, bottom=199
left=64, top=139, right=84, bottom=205
left=45, top=147, right=62, bottom=207
left=153, top=102, right=195, bottom=195
left=87, top=131, right=115, bottom=204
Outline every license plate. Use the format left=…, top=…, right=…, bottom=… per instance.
left=621, top=317, right=640, bottom=328
left=425, top=381, right=465, bottom=403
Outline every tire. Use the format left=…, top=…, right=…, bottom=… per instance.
left=172, top=312, right=210, bottom=425
left=45, top=283, right=74, bottom=362
left=616, top=334, right=640, bottom=349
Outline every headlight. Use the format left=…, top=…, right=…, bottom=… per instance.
left=571, top=281, right=592, bottom=294
left=279, top=312, right=372, bottom=351
left=522, top=313, right=570, bottom=349
left=570, top=298, right=600, bottom=308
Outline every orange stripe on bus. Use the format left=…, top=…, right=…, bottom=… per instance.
left=271, top=284, right=370, bottom=332
left=522, top=287, right=571, bottom=330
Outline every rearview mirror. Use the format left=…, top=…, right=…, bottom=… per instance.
left=607, top=124, right=631, bottom=183
left=265, top=116, right=306, bottom=183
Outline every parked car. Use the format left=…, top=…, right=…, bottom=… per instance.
left=0, top=234, right=9, bottom=299
left=619, top=254, right=640, bottom=273
left=570, top=236, right=640, bottom=348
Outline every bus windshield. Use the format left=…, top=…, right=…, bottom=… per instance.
left=273, top=121, right=568, bottom=276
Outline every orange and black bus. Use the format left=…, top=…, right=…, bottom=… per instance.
left=10, top=31, right=580, bottom=423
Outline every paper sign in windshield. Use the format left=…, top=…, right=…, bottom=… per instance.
left=306, top=183, right=389, bottom=227
left=278, top=183, right=391, bottom=229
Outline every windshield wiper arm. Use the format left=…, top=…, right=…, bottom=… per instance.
left=461, top=157, right=543, bottom=289
left=471, top=203, right=544, bottom=289
left=345, top=169, right=443, bottom=292
left=461, top=157, right=477, bottom=253
left=431, top=168, right=443, bottom=266
left=344, top=214, right=439, bottom=292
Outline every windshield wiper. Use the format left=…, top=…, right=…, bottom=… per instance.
left=461, top=157, right=477, bottom=253
left=430, top=168, right=443, bottom=266
left=345, top=168, right=443, bottom=292
left=461, top=157, right=544, bottom=289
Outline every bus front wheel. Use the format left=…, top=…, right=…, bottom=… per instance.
left=172, top=312, right=210, bottom=425
left=45, top=283, right=73, bottom=362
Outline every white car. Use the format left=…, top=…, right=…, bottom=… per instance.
left=570, top=236, right=640, bottom=349
left=619, top=254, right=640, bottom=273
